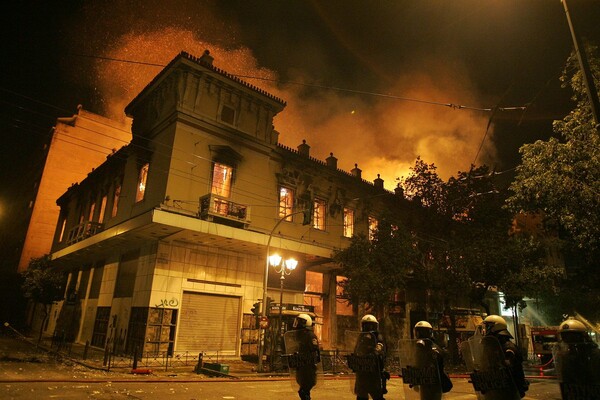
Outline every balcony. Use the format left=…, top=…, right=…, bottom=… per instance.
left=66, top=221, right=104, bottom=245
left=199, top=194, right=251, bottom=228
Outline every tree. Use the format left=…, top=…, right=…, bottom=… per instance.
left=21, top=255, right=66, bottom=343
left=334, top=216, right=419, bottom=322
left=506, top=44, right=600, bottom=319
left=401, top=161, right=561, bottom=347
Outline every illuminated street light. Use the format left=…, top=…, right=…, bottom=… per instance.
left=258, top=210, right=305, bottom=372
left=269, top=254, right=297, bottom=370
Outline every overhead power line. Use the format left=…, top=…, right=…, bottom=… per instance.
left=66, top=53, right=528, bottom=113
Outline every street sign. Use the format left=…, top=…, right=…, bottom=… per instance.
left=259, top=316, right=270, bottom=329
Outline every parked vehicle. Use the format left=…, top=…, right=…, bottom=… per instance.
left=530, top=326, right=559, bottom=367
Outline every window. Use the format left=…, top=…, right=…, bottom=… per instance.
left=88, top=201, right=96, bottom=222
left=211, top=162, right=233, bottom=197
left=343, top=208, right=354, bottom=238
left=279, top=187, right=294, bottom=221
left=336, top=276, right=354, bottom=316
left=135, top=163, right=149, bottom=202
left=220, top=105, right=236, bottom=125
left=58, top=216, right=67, bottom=243
left=98, top=195, right=107, bottom=223
left=91, top=306, right=111, bottom=348
left=313, top=198, right=326, bottom=230
left=368, top=216, right=378, bottom=241
left=112, top=182, right=121, bottom=218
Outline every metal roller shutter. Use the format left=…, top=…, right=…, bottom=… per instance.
left=177, top=292, right=241, bottom=355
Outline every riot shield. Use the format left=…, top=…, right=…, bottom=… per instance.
left=283, top=330, right=323, bottom=395
left=344, top=330, right=385, bottom=398
left=398, top=339, right=444, bottom=400
left=461, top=332, right=520, bottom=400
left=553, top=341, right=600, bottom=400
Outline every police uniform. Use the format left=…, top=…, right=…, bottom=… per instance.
left=292, top=314, right=320, bottom=400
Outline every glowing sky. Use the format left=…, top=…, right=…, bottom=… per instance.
left=4, top=1, right=600, bottom=187
left=62, top=1, right=539, bottom=186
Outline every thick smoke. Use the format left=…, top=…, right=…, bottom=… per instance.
left=67, top=1, right=496, bottom=188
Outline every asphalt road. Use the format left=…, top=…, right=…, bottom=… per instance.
left=0, top=331, right=562, bottom=399
left=0, top=373, right=562, bottom=400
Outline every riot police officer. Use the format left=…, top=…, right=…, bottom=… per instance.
left=291, top=313, right=320, bottom=400
left=482, top=315, right=529, bottom=398
left=414, top=321, right=453, bottom=394
left=558, top=317, right=594, bottom=345
left=555, top=317, right=600, bottom=399
left=354, top=314, right=388, bottom=400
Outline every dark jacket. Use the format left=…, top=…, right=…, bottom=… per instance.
left=499, top=337, right=529, bottom=397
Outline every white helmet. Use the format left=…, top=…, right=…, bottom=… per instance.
left=293, top=313, right=313, bottom=329
left=361, top=314, right=379, bottom=332
left=483, top=315, right=513, bottom=338
left=559, top=317, right=590, bottom=344
left=414, top=320, right=433, bottom=339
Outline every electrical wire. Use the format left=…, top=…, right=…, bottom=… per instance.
left=65, top=53, right=529, bottom=113
left=1, top=93, right=289, bottom=203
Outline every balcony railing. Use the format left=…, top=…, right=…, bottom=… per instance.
left=199, top=194, right=251, bottom=228
left=66, top=221, right=104, bottom=245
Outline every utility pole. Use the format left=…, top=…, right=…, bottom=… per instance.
left=562, top=0, right=600, bottom=130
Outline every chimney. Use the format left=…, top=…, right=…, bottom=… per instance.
left=326, top=153, right=338, bottom=169
left=351, top=163, right=362, bottom=179
left=200, top=49, right=214, bottom=65
left=374, top=174, right=384, bottom=189
left=395, top=184, right=404, bottom=198
left=298, top=139, right=310, bottom=157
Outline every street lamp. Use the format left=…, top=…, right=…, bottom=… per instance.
left=270, top=254, right=298, bottom=324
left=269, top=254, right=297, bottom=370
left=258, top=210, right=306, bottom=372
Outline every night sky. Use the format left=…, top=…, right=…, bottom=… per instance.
left=1, top=1, right=599, bottom=271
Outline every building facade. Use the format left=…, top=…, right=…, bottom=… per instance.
left=19, top=106, right=132, bottom=272
left=48, top=51, right=418, bottom=360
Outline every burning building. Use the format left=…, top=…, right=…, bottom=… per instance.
left=48, top=50, right=419, bottom=365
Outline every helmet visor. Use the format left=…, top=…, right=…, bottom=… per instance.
left=415, top=327, right=432, bottom=339
left=483, top=321, right=495, bottom=336
left=362, top=321, right=378, bottom=332
left=293, top=317, right=306, bottom=329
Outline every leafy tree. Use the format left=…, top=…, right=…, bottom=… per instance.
left=401, top=161, right=561, bottom=348
left=334, top=216, right=419, bottom=323
left=21, top=255, right=66, bottom=343
left=401, top=156, right=447, bottom=213
left=506, top=44, right=600, bottom=319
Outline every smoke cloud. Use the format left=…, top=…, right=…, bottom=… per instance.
left=66, top=2, right=497, bottom=188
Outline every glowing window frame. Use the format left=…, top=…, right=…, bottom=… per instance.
left=343, top=208, right=354, bottom=238
left=135, top=163, right=149, bottom=203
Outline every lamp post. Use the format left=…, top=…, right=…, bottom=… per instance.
left=269, top=254, right=297, bottom=370
left=257, top=210, right=306, bottom=372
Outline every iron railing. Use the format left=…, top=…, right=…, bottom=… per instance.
left=66, top=221, right=103, bottom=245
left=199, top=193, right=251, bottom=227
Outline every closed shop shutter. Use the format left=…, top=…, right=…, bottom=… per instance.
left=177, top=292, right=241, bottom=355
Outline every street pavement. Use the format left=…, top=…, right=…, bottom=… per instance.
left=0, top=328, right=562, bottom=399
left=0, top=373, right=562, bottom=399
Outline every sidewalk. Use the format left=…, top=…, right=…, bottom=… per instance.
left=0, top=325, right=289, bottom=381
